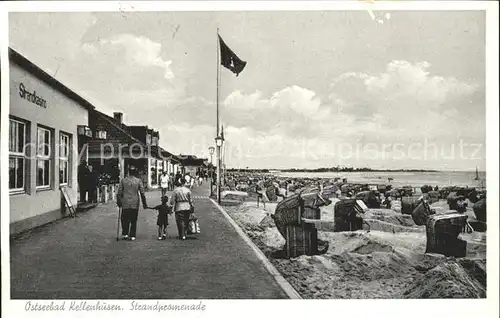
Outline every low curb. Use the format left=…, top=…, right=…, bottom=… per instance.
left=209, top=199, right=302, bottom=299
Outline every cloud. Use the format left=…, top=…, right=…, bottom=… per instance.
left=222, top=85, right=331, bottom=137
left=219, top=60, right=482, bottom=143
left=76, top=34, right=175, bottom=92
left=193, top=59, right=484, bottom=168
left=85, top=34, right=174, bottom=80
left=65, top=34, right=183, bottom=121
left=328, top=60, right=482, bottom=141
left=10, top=13, right=97, bottom=62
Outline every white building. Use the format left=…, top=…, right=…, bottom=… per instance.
left=9, top=48, right=94, bottom=235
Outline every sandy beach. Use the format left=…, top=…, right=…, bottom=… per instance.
left=225, top=201, right=486, bottom=299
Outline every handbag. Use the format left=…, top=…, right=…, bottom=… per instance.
left=187, top=213, right=200, bottom=234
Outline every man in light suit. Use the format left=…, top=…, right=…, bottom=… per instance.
left=117, top=166, right=148, bottom=241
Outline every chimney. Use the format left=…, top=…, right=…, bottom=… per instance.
left=113, top=112, right=123, bottom=124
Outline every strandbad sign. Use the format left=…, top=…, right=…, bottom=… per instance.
left=19, top=82, right=47, bottom=108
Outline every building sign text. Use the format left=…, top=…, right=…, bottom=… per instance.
left=19, top=83, right=47, bottom=108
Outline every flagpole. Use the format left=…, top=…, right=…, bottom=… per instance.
left=216, top=28, right=222, bottom=204
left=216, top=28, right=220, bottom=138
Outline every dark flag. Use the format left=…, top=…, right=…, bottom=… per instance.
left=221, top=125, right=225, bottom=140
left=219, top=35, right=246, bottom=76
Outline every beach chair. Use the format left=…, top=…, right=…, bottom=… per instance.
left=425, top=213, right=468, bottom=257
left=272, top=190, right=330, bottom=258
left=333, top=199, right=370, bottom=232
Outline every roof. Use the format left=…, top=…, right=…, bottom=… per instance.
left=88, top=110, right=179, bottom=163
left=177, top=155, right=209, bottom=167
left=154, top=146, right=181, bottom=164
left=8, top=47, right=95, bottom=111
left=87, top=110, right=148, bottom=158
left=93, top=110, right=146, bottom=144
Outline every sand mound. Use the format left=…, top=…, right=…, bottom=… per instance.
left=365, top=219, right=424, bottom=234
left=260, top=227, right=285, bottom=249
left=351, top=240, right=394, bottom=254
left=320, top=231, right=426, bottom=258
left=364, top=209, right=416, bottom=227
left=321, top=202, right=420, bottom=233
left=259, top=214, right=276, bottom=228
left=272, top=232, right=421, bottom=298
left=401, top=258, right=486, bottom=298
left=229, top=203, right=268, bottom=225
left=460, top=232, right=487, bottom=258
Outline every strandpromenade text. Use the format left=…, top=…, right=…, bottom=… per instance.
left=25, top=300, right=206, bottom=312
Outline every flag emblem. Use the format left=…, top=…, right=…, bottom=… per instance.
left=219, top=35, right=247, bottom=76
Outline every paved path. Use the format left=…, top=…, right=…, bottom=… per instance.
left=10, top=183, right=288, bottom=299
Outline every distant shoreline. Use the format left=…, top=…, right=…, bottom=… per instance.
left=225, top=169, right=485, bottom=174
left=279, top=169, right=440, bottom=173
left=226, top=169, right=443, bottom=173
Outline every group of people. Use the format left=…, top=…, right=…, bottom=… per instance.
left=159, top=171, right=205, bottom=198
left=78, top=161, right=99, bottom=203
left=117, top=166, right=199, bottom=241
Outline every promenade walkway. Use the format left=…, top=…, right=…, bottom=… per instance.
left=10, top=183, right=288, bottom=299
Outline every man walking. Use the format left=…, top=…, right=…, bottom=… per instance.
left=117, top=166, right=148, bottom=241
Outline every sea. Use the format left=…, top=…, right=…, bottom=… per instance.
left=275, top=171, right=486, bottom=188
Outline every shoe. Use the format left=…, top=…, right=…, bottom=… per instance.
left=122, top=235, right=129, bottom=240
left=130, top=237, right=136, bottom=241
left=162, top=233, right=167, bottom=238
left=158, top=237, right=163, bottom=240
left=182, top=236, right=186, bottom=240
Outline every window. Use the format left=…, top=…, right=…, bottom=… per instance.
left=9, top=119, right=27, bottom=192
left=59, top=133, right=71, bottom=185
left=37, top=126, right=52, bottom=188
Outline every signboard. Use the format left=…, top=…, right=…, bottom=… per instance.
left=60, top=186, right=77, bottom=218
left=78, top=125, right=93, bottom=138
left=19, top=82, right=47, bottom=108
left=96, top=130, right=107, bottom=139
left=152, top=136, right=158, bottom=146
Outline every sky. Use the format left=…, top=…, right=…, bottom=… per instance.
left=9, top=10, right=486, bottom=170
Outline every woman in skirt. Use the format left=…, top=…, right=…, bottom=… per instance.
left=169, top=178, right=194, bottom=240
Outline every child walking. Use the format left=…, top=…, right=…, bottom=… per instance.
left=151, top=196, right=172, bottom=240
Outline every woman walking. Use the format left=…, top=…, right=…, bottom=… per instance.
left=169, top=178, right=194, bottom=240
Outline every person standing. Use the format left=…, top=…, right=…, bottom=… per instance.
left=117, top=166, right=148, bottom=241
left=78, top=161, right=89, bottom=202
left=169, top=173, right=175, bottom=190
left=87, top=165, right=99, bottom=203
left=160, top=171, right=169, bottom=197
left=184, top=172, right=192, bottom=187
left=175, top=171, right=183, bottom=187
left=169, top=178, right=194, bottom=240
